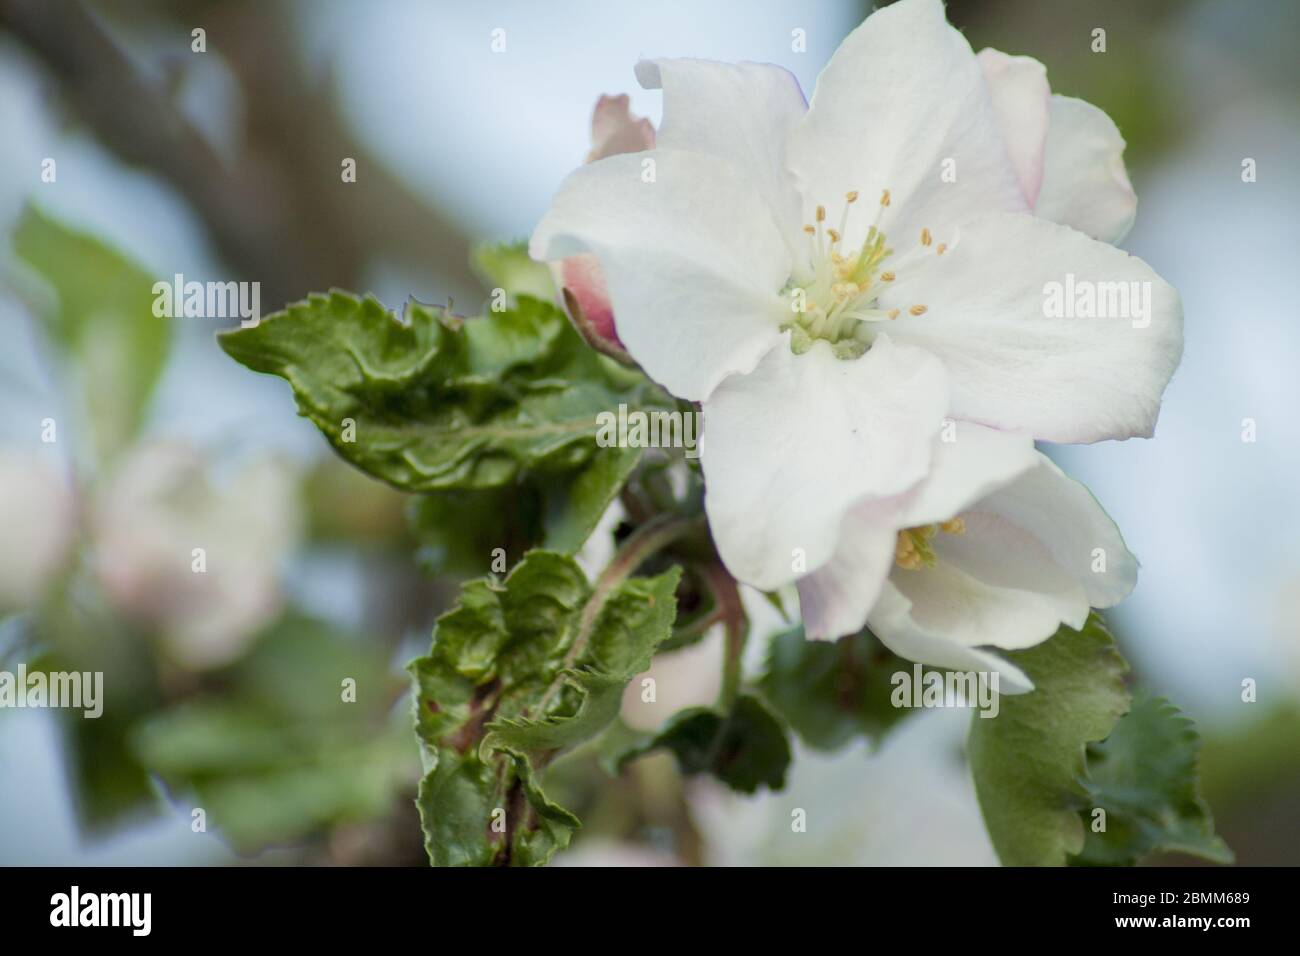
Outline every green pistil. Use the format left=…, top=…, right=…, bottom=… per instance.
left=783, top=223, right=894, bottom=361
left=905, top=527, right=938, bottom=566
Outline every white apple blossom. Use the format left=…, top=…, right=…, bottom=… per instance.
left=547, top=46, right=1140, bottom=366
left=531, top=0, right=1180, bottom=600
left=796, top=422, right=1137, bottom=691
left=92, top=441, right=301, bottom=669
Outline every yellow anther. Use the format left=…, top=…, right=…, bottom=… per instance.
left=880, top=189, right=891, bottom=207
left=909, top=304, right=927, bottom=316
left=846, top=190, right=859, bottom=203
left=816, top=205, right=826, bottom=222
left=881, top=271, right=896, bottom=282
left=887, top=308, right=900, bottom=320
left=936, top=243, right=947, bottom=255
left=828, top=228, right=841, bottom=244
left=940, top=518, right=966, bottom=535
left=803, top=224, right=816, bottom=234
left=920, top=228, right=932, bottom=247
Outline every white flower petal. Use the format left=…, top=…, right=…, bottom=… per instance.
left=882, top=211, right=1182, bottom=442
left=1036, top=95, right=1138, bottom=244
left=871, top=582, right=1036, bottom=693
left=869, top=451, right=1138, bottom=688
left=796, top=421, right=1036, bottom=640
left=635, top=58, right=806, bottom=249
left=702, top=334, right=948, bottom=591
left=969, top=453, right=1137, bottom=608
left=795, top=496, right=900, bottom=640
left=900, top=421, right=1038, bottom=527
left=916, top=511, right=1092, bottom=648
left=787, top=0, right=1026, bottom=255
left=531, top=149, right=790, bottom=401
left=976, top=48, right=1050, bottom=207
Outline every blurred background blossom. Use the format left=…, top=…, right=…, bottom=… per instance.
left=0, top=0, right=1296, bottom=865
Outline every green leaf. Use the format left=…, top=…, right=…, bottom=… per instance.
left=759, top=627, right=916, bottom=751
left=220, top=290, right=666, bottom=553
left=967, top=613, right=1130, bottom=866
left=131, top=616, right=413, bottom=851
left=410, top=484, right=546, bottom=578
left=538, top=445, right=642, bottom=552
left=408, top=445, right=641, bottom=578
left=11, top=204, right=172, bottom=456
left=63, top=690, right=161, bottom=832
left=410, top=550, right=681, bottom=866
left=614, top=694, right=792, bottom=794
left=472, top=240, right=556, bottom=305
left=30, top=598, right=165, bottom=832
left=1073, top=693, right=1232, bottom=866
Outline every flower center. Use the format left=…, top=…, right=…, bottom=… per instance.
left=894, top=518, right=965, bottom=571
left=781, top=189, right=938, bottom=360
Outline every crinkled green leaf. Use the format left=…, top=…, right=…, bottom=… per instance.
left=220, top=290, right=663, bottom=553
left=12, top=205, right=172, bottom=456
left=967, top=613, right=1130, bottom=866
left=759, top=627, right=916, bottom=751
left=483, top=568, right=679, bottom=759
left=614, top=695, right=791, bottom=795
left=410, top=550, right=680, bottom=866
left=1073, top=692, right=1232, bottom=866
left=485, top=669, right=628, bottom=757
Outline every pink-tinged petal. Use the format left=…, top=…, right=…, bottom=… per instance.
left=554, top=95, right=655, bottom=358
left=701, top=334, right=948, bottom=591
left=549, top=254, right=633, bottom=363
left=881, top=211, right=1182, bottom=442
left=1035, top=95, right=1138, bottom=244
left=787, top=0, right=1026, bottom=260
left=588, top=93, right=656, bottom=162
left=552, top=95, right=654, bottom=357
left=976, top=48, right=1050, bottom=208
left=636, top=58, right=806, bottom=248
left=531, top=148, right=790, bottom=401
left=796, top=496, right=901, bottom=640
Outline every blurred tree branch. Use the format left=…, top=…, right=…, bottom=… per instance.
left=0, top=0, right=476, bottom=309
